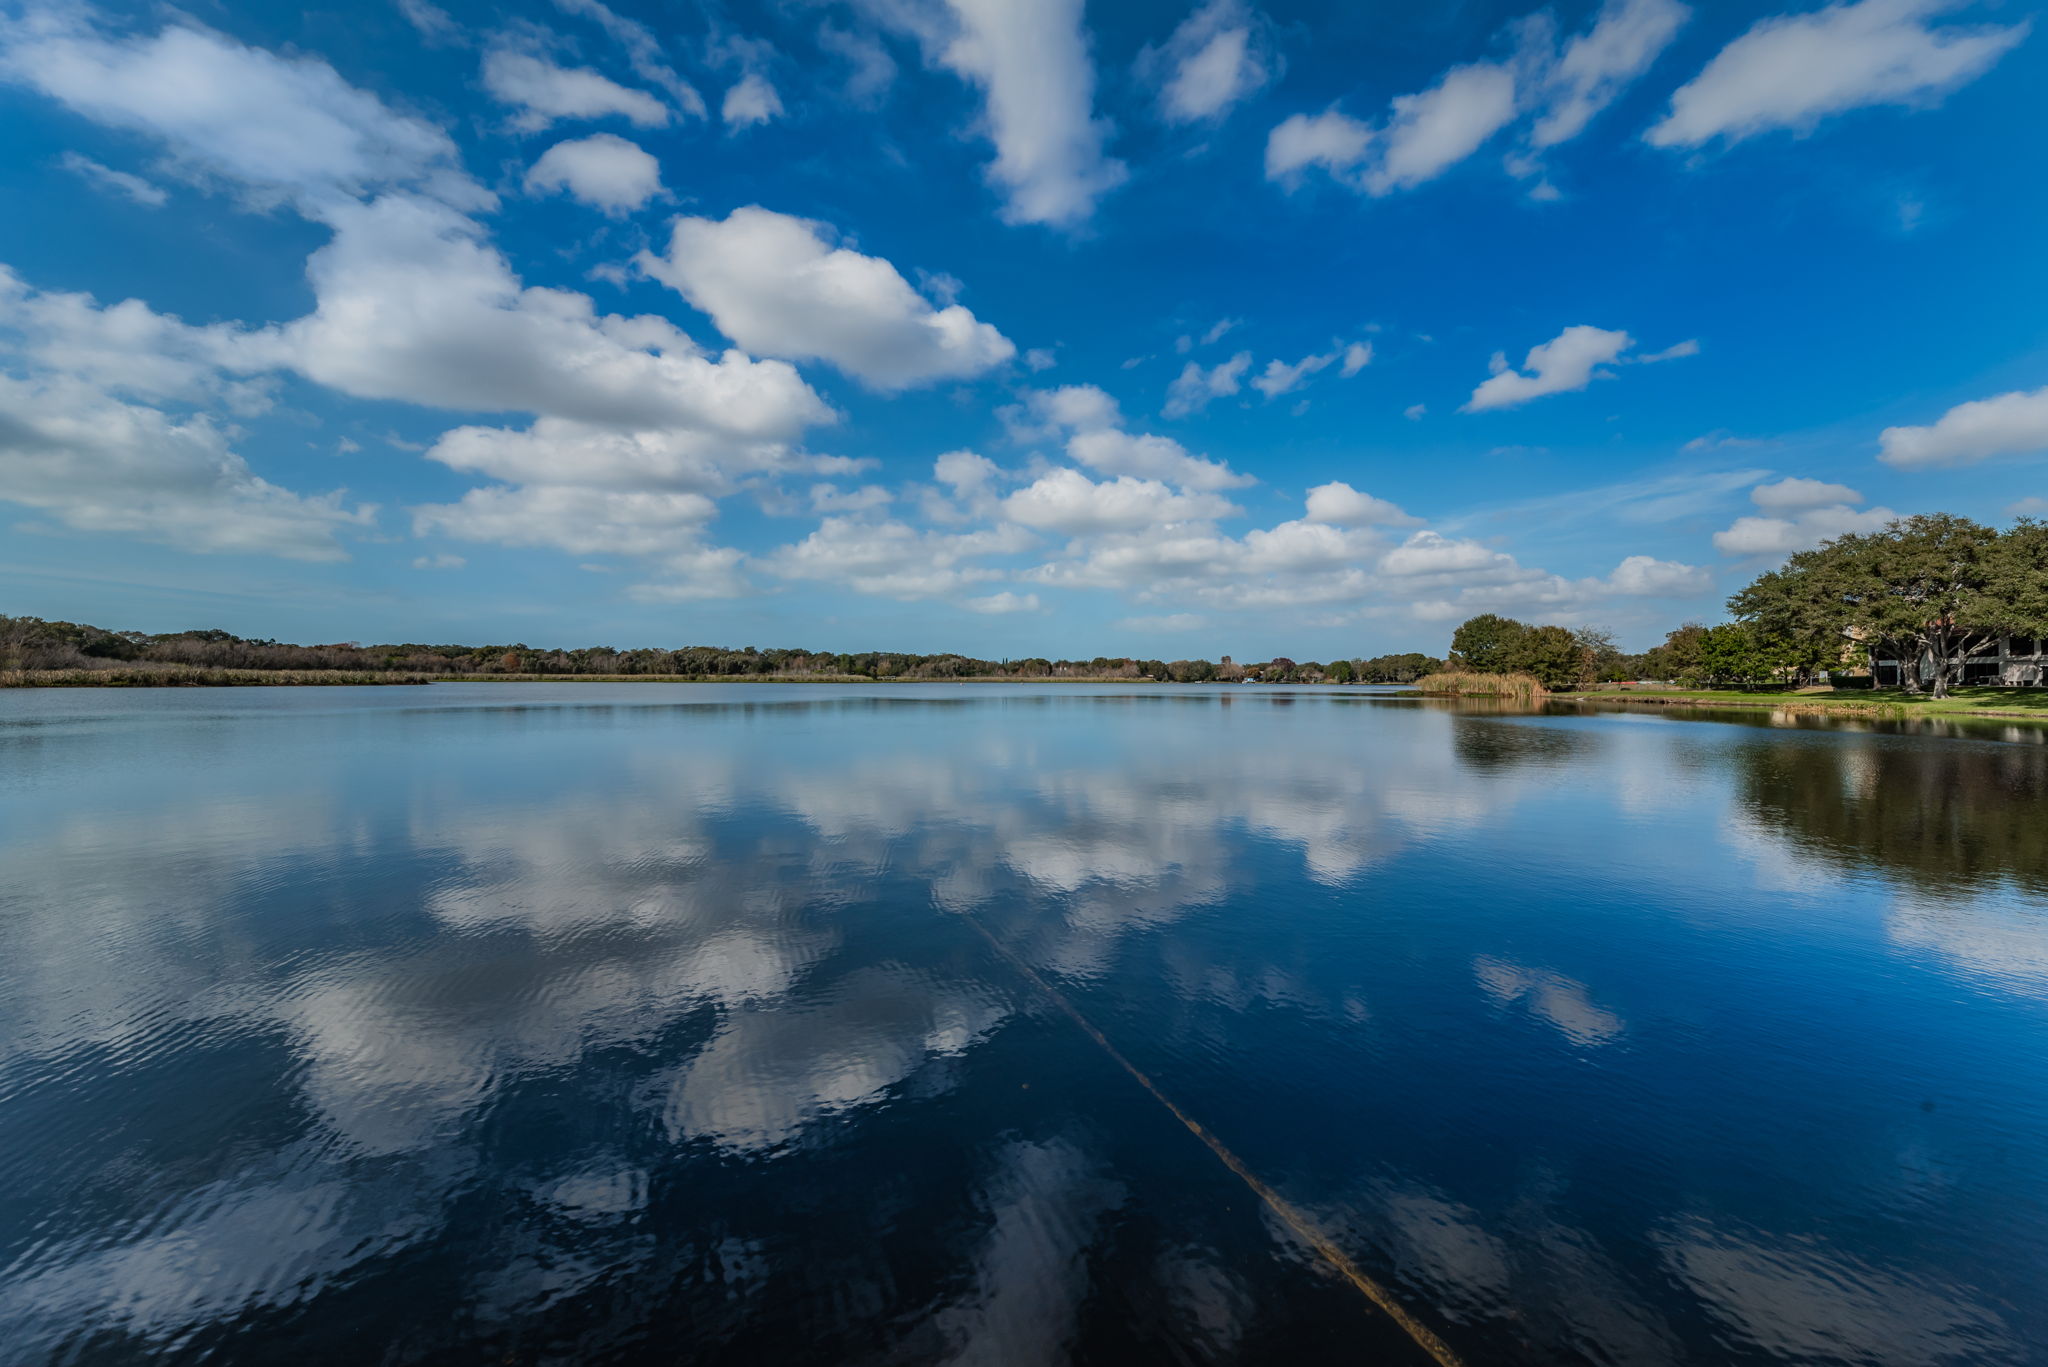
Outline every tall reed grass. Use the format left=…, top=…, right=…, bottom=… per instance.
left=1413, top=671, right=1548, bottom=700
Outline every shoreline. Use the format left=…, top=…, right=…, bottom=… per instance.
left=1, top=670, right=1392, bottom=689
left=1553, top=687, right=2048, bottom=725
left=11, top=671, right=2045, bottom=726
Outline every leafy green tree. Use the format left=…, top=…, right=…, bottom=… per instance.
left=1640, top=622, right=1709, bottom=682
left=1326, top=658, right=1354, bottom=683
left=1715, top=512, right=2041, bottom=695
left=1354, top=653, right=1442, bottom=683
left=1985, top=518, right=2048, bottom=639
left=1832, top=513, right=2001, bottom=698
left=1506, top=624, right=1589, bottom=690
left=1697, top=622, right=1774, bottom=688
left=1572, top=624, right=1632, bottom=681
left=1727, top=561, right=1850, bottom=685
left=1449, top=614, right=1530, bottom=673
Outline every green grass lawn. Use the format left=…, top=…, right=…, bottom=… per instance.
left=1559, top=685, right=2048, bottom=718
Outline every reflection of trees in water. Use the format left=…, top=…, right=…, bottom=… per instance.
left=1733, top=735, right=2048, bottom=896
left=1451, top=718, right=1600, bottom=772
left=1577, top=701, right=2048, bottom=749
left=1408, top=696, right=1548, bottom=719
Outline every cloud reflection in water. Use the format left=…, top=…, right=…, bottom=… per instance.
left=2, top=685, right=2046, bottom=1364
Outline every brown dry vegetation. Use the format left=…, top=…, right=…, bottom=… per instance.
left=1414, top=671, right=1548, bottom=700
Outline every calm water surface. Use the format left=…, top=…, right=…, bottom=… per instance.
left=3, top=684, right=2047, bottom=1366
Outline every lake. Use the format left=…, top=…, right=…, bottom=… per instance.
left=2, top=683, right=2046, bottom=1366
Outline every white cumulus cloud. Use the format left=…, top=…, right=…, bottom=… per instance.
left=1016, top=385, right=1250, bottom=490
left=0, top=373, right=372, bottom=559
left=1605, top=554, right=1710, bottom=594
left=279, top=195, right=829, bottom=435
left=1532, top=0, right=1691, bottom=146
left=1304, top=482, right=1420, bottom=527
left=482, top=47, right=669, bottom=132
left=1749, top=476, right=1862, bottom=511
left=810, top=482, right=892, bottom=514
left=1140, top=0, right=1272, bottom=125
left=553, top=0, right=707, bottom=117
left=1002, top=469, right=1239, bottom=535
left=423, top=419, right=829, bottom=496
left=640, top=206, right=1014, bottom=391
left=759, top=516, right=1029, bottom=599
left=1713, top=504, right=1897, bottom=556
left=928, top=0, right=1129, bottom=227
left=1268, top=0, right=1686, bottom=195
left=1239, top=518, right=1372, bottom=572
left=524, top=133, right=663, bottom=213
left=1023, top=383, right=1122, bottom=435
left=0, top=9, right=834, bottom=585
left=826, top=0, right=1125, bottom=229
left=1265, top=107, right=1374, bottom=183
left=1267, top=63, right=1518, bottom=195
left=1, top=13, right=482, bottom=210
left=721, top=71, right=783, bottom=128
left=1377, top=61, right=1521, bottom=193
left=1252, top=351, right=1336, bottom=399
left=1879, top=385, right=2048, bottom=468
left=1065, top=430, right=1247, bottom=492
left=936, top=449, right=1001, bottom=494
left=1464, top=324, right=1638, bottom=411
left=1379, top=530, right=1518, bottom=577
left=1646, top=0, right=2027, bottom=148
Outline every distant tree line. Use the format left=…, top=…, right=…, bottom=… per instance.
left=1441, top=513, right=2048, bottom=698
left=15, top=515, right=2039, bottom=697
left=1348, top=652, right=1446, bottom=683
left=0, top=616, right=1448, bottom=687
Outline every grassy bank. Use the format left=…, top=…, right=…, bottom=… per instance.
left=1558, top=685, right=2048, bottom=722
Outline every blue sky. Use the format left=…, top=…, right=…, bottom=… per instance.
left=1, top=0, right=2045, bottom=657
